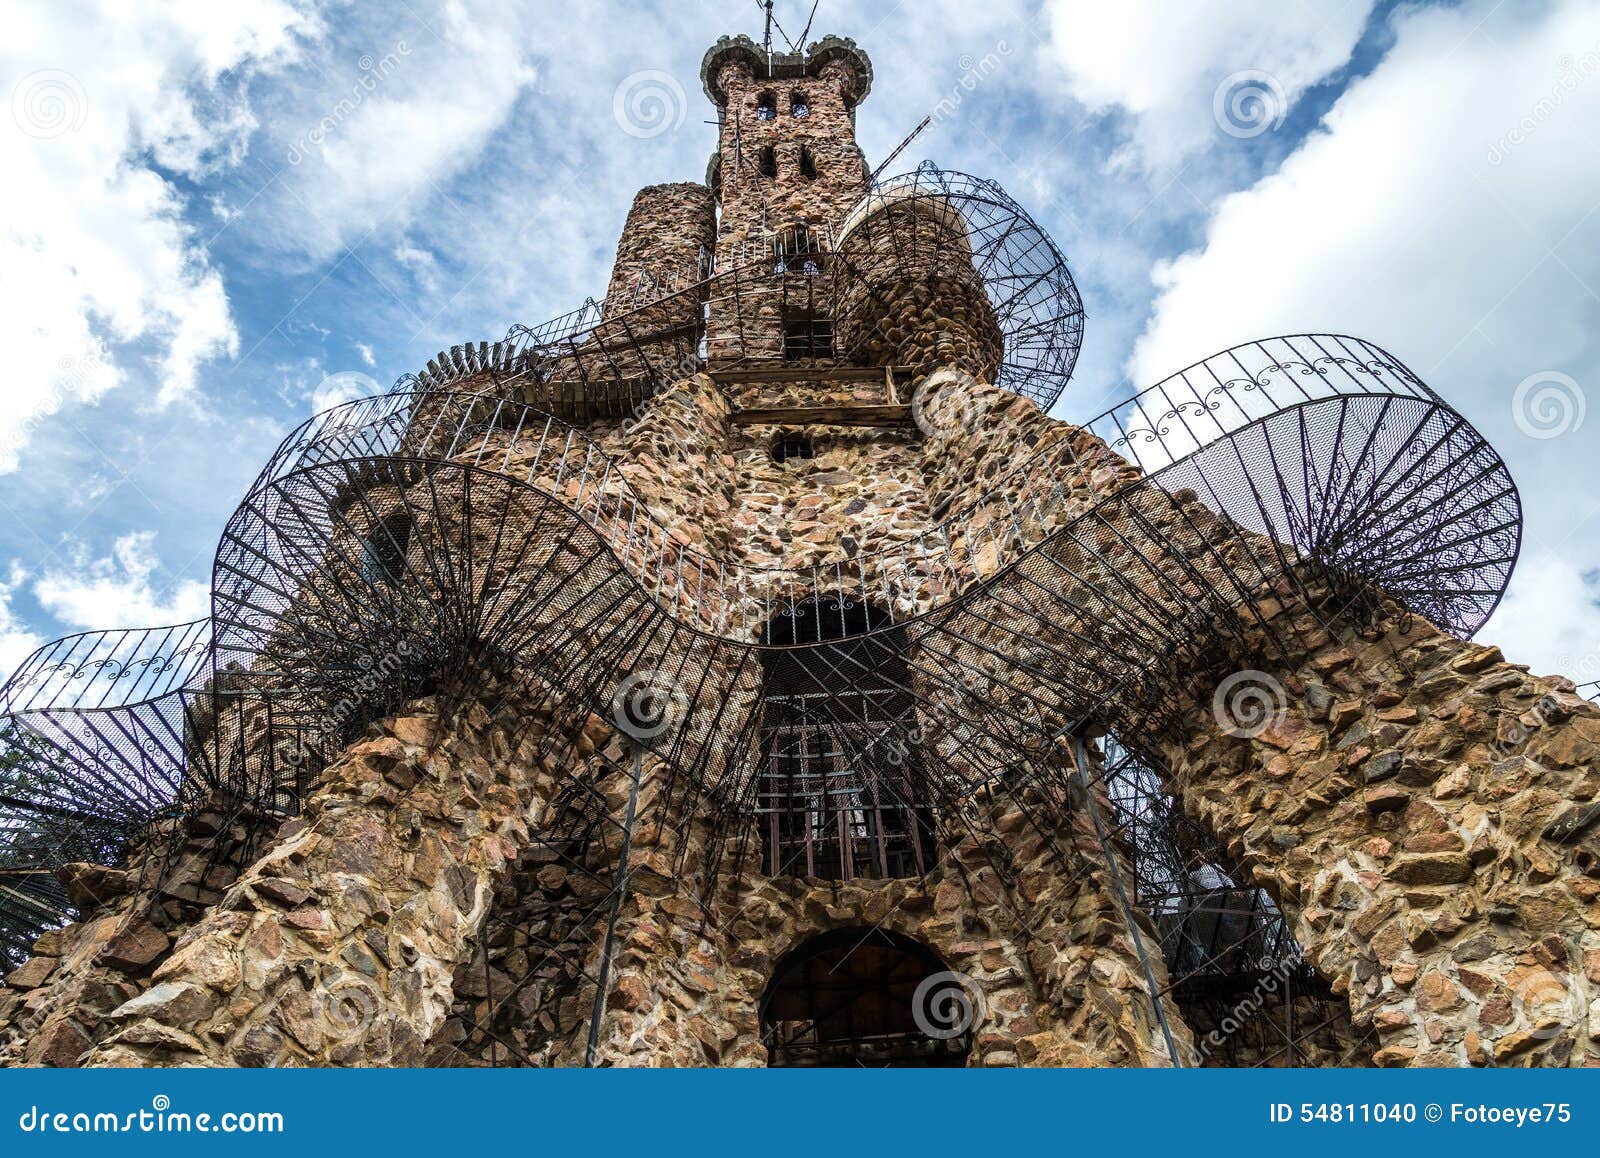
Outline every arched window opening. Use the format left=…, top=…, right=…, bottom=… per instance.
left=757, top=599, right=935, bottom=880
left=760, top=929, right=970, bottom=1067
left=782, top=310, right=833, bottom=361
left=770, top=433, right=814, bottom=464
left=361, top=510, right=413, bottom=585
left=755, top=90, right=778, bottom=121
left=797, top=145, right=818, bottom=182
left=758, top=145, right=778, bottom=178
left=1101, top=735, right=1373, bottom=1066
left=790, top=89, right=810, bottom=118
left=774, top=230, right=825, bottom=277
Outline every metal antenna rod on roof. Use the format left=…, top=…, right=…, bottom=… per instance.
left=758, top=0, right=804, bottom=57
left=870, top=115, right=931, bottom=185
left=796, top=0, right=819, bottom=52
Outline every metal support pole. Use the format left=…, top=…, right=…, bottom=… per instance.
left=1071, top=734, right=1186, bottom=1068
left=585, top=744, right=645, bottom=1067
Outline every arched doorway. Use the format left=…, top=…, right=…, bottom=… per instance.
left=759, top=928, right=972, bottom=1067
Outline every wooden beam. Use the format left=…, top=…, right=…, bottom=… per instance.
left=709, top=365, right=915, bottom=385
left=731, top=404, right=915, bottom=428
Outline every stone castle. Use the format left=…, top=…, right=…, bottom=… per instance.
left=2, top=28, right=1597, bottom=1069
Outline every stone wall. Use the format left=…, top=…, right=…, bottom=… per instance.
left=0, top=803, right=254, bottom=1066
left=708, top=52, right=868, bottom=249
left=71, top=696, right=582, bottom=1066
left=441, top=761, right=1190, bottom=1068
left=1167, top=616, right=1600, bottom=1066
left=602, top=183, right=716, bottom=315
left=835, top=202, right=1003, bottom=380
left=705, top=45, right=869, bottom=367
left=10, top=161, right=1584, bottom=1069
left=14, top=351, right=1561, bottom=1069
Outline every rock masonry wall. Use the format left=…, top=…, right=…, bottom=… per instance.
left=834, top=203, right=1004, bottom=380
left=602, top=183, right=717, bottom=315
left=705, top=50, right=868, bottom=366
left=434, top=767, right=1184, bottom=1068
left=1168, top=616, right=1600, bottom=1067
left=18, top=352, right=1581, bottom=1068
left=409, top=363, right=1189, bottom=1068
left=1, top=804, right=256, bottom=1066
left=13, top=697, right=575, bottom=1066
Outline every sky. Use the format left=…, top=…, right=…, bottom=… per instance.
left=0, top=0, right=1597, bottom=687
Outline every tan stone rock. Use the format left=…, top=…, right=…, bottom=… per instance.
left=96, top=921, right=170, bottom=973
left=5, top=956, right=58, bottom=991
left=1387, top=852, right=1472, bottom=885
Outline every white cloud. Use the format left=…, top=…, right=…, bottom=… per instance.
left=1483, top=555, right=1600, bottom=682
left=32, top=532, right=210, bottom=632
left=256, top=0, right=541, bottom=262
left=0, top=0, right=314, bottom=471
left=355, top=341, right=376, bottom=366
left=0, top=567, right=43, bottom=682
left=1042, top=0, right=1376, bottom=167
left=1126, top=0, right=1600, bottom=677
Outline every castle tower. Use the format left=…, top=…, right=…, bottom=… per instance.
left=2, top=24, right=1595, bottom=1071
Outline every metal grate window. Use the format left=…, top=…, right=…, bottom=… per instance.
left=781, top=312, right=833, bottom=361
left=770, top=434, right=814, bottom=463
left=757, top=600, right=934, bottom=880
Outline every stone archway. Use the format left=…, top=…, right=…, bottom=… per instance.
left=759, top=927, right=971, bottom=1067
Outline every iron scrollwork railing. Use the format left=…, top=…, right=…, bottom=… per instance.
left=0, top=332, right=1521, bottom=1006
left=392, top=166, right=1086, bottom=418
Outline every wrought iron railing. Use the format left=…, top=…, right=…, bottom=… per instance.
left=394, top=166, right=1086, bottom=416
left=255, top=333, right=1516, bottom=645
left=0, top=329, right=1522, bottom=1026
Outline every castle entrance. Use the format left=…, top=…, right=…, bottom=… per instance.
left=759, top=928, right=971, bottom=1067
